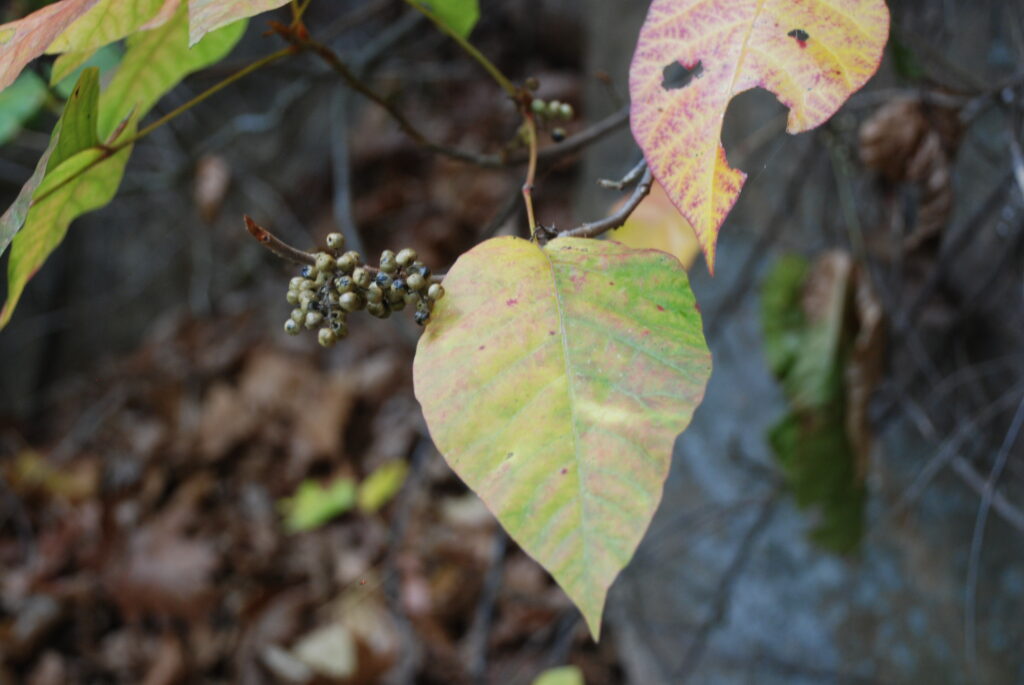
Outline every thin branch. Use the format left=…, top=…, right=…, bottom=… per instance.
left=522, top=114, right=539, bottom=237
left=965, top=395, right=1024, bottom=670
left=598, top=157, right=647, bottom=190
left=558, top=165, right=653, bottom=239
left=401, top=0, right=516, bottom=96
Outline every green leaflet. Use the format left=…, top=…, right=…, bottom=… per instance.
left=0, top=6, right=246, bottom=328
left=0, top=71, right=48, bottom=145
left=51, top=66, right=100, bottom=170
left=51, top=42, right=124, bottom=91
left=412, top=0, right=480, bottom=38
left=414, top=237, right=711, bottom=638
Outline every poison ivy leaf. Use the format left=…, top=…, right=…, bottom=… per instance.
left=51, top=67, right=100, bottom=170
left=409, top=0, right=480, bottom=38
left=0, top=0, right=100, bottom=92
left=0, top=71, right=48, bottom=145
left=414, top=236, right=711, bottom=638
left=46, top=0, right=173, bottom=56
left=188, top=0, right=288, bottom=46
left=280, top=478, right=358, bottom=533
left=607, top=180, right=700, bottom=270
left=532, top=666, right=584, bottom=685
left=0, top=6, right=246, bottom=328
left=629, top=0, right=889, bottom=271
left=357, top=460, right=409, bottom=514
left=98, top=2, right=245, bottom=138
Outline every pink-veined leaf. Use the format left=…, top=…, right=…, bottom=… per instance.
left=0, top=0, right=100, bottom=92
left=629, top=0, right=889, bottom=271
left=414, top=236, right=711, bottom=638
left=187, top=0, right=289, bottom=46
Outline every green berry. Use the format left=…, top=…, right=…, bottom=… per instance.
left=427, top=283, right=445, bottom=301
left=339, top=291, right=362, bottom=312
left=315, top=253, right=335, bottom=273
left=406, top=272, right=425, bottom=291
left=531, top=98, right=546, bottom=115
left=367, top=302, right=391, bottom=319
left=289, top=276, right=305, bottom=290
left=284, top=319, right=301, bottom=335
left=404, top=291, right=421, bottom=306
left=380, top=250, right=397, bottom=273
left=286, top=290, right=299, bottom=305
left=547, top=100, right=562, bottom=118
left=352, top=267, right=371, bottom=288
left=336, top=253, right=355, bottom=274
left=299, top=279, right=315, bottom=291
left=525, top=77, right=540, bottom=92
left=390, top=295, right=406, bottom=311
left=366, top=283, right=384, bottom=303
left=396, top=248, right=417, bottom=267
left=299, top=291, right=316, bottom=309
left=318, top=328, right=336, bottom=347
left=305, top=311, right=323, bottom=329
left=343, top=251, right=362, bottom=266
left=334, top=275, right=353, bottom=293
left=326, top=232, right=345, bottom=251
left=558, top=103, right=573, bottom=120
left=290, top=309, right=304, bottom=324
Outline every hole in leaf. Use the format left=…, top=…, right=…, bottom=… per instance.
left=662, top=60, right=703, bottom=90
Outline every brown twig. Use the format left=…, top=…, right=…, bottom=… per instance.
left=244, top=215, right=316, bottom=265
left=558, top=164, right=653, bottom=239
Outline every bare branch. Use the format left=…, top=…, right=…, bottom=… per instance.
left=244, top=215, right=316, bottom=265
left=558, top=165, right=653, bottom=239
left=598, top=158, right=647, bottom=190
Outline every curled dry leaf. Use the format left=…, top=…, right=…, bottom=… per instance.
left=858, top=97, right=963, bottom=252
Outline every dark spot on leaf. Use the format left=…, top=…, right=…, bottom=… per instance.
left=549, top=330, right=556, bottom=336
left=478, top=345, right=485, bottom=350
left=506, top=452, right=514, bottom=459
left=608, top=281, right=615, bottom=286
left=788, top=28, right=809, bottom=47
left=506, top=298, right=518, bottom=306
left=662, top=60, right=704, bottom=91
left=560, top=467, right=568, bottom=475
left=657, top=305, right=665, bottom=311
left=694, top=302, right=701, bottom=313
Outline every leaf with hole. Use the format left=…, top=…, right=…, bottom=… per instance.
left=629, top=0, right=889, bottom=271
left=413, top=236, right=711, bottom=638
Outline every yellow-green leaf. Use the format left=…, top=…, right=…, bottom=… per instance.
left=280, top=478, right=358, bottom=533
left=0, top=0, right=100, bottom=93
left=629, top=0, right=889, bottom=271
left=98, top=1, right=245, bottom=138
left=357, top=460, right=409, bottom=514
left=533, top=666, right=584, bottom=685
left=607, top=180, right=700, bottom=270
left=187, top=0, right=288, bottom=46
left=46, top=0, right=172, bottom=56
left=413, top=236, right=711, bottom=638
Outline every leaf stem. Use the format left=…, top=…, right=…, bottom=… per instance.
left=32, top=47, right=294, bottom=207
left=401, top=0, right=516, bottom=97
left=522, top=114, right=539, bottom=237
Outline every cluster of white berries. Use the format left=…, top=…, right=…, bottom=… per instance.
left=283, top=233, right=444, bottom=347
left=530, top=98, right=574, bottom=142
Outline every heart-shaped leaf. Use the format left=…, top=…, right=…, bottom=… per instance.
left=414, top=236, right=711, bottom=638
left=629, top=0, right=889, bottom=271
